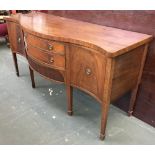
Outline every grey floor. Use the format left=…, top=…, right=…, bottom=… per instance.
left=0, top=40, right=155, bottom=145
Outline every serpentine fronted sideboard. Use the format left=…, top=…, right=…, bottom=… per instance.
left=5, top=12, right=153, bottom=140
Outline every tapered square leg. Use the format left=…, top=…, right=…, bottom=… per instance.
left=99, top=58, right=114, bottom=140
left=12, top=53, right=19, bottom=77
left=29, top=66, right=35, bottom=88
left=128, top=86, right=139, bottom=116
left=66, top=85, right=73, bottom=116
left=100, top=102, right=110, bottom=140
left=128, top=44, right=149, bottom=117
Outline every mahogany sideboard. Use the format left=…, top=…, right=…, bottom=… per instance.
left=5, top=12, right=153, bottom=140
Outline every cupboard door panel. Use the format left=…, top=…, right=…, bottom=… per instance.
left=6, top=22, right=25, bottom=55
left=69, top=45, right=106, bottom=101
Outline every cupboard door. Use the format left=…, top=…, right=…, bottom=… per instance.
left=6, top=22, right=25, bottom=56
left=69, top=44, right=106, bottom=101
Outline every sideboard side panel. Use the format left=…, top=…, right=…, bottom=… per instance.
left=111, top=45, right=145, bottom=101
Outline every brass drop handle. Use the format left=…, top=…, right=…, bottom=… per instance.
left=85, top=68, right=91, bottom=75
left=24, top=36, right=28, bottom=51
left=48, top=44, right=53, bottom=50
left=50, top=57, right=54, bottom=63
left=18, top=37, right=21, bottom=43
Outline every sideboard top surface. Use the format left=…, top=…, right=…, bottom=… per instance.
left=5, top=12, right=153, bottom=57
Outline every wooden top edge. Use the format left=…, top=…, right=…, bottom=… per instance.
left=106, top=36, right=153, bottom=57
left=5, top=12, right=153, bottom=57
left=4, top=14, right=21, bottom=23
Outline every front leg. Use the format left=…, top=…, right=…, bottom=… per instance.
left=29, top=66, right=35, bottom=88
left=66, top=85, right=73, bottom=116
left=100, top=100, right=110, bottom=140
left=65, top=45, right=73, bottom=116
left=100, top=58, right=115, bottom=140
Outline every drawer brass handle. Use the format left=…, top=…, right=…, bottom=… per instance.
left=18, top=37, right=21, bottom=43
left=23, top=36, right=28, bottom=51
left=85, top=68, right=91, bottom=75
left=48, top=44, right=53, bottom=50
left=50, top=57, right=54, bottom=63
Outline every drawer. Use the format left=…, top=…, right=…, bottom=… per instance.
left=26, top=33, right=65, bottom=54
left=28, top=56, right=64, bottom=83
left=69, top=45, right=106, bottom=100
left=27, top=45, right=65, bottom=70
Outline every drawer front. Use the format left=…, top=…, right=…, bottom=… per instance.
left=26, top=33, right=65, bottom=54
left=27, top=45, right=65, bottom=70
left=69, top=45, right=106, bottom=100
left=28, top=56, right=64, bottom=83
